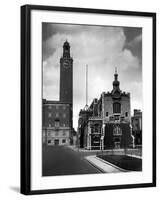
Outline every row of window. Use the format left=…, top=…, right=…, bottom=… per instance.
left=48, top=112, right=67, bottom=118
left=47, top=130, right=69, bottom=137
left=48, top=105, right=67, bottom=110
left=47, top=139, right=66, bottom=144
left=105, top=111, right=128, bottom=117
left=48, top=122, right=68, bottom=127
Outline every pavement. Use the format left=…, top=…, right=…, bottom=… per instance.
left=42, top=145, right=101, bottom=176
left=42, top=145, right=134, bottom=176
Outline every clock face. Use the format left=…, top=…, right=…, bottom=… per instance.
left=113, top=90, right=121, bottom=98
left=63, top=60, right=70, bottom=68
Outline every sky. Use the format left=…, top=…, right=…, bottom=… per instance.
left=42, top=23, right=142, bottom=130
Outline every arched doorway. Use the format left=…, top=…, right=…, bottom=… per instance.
left=114, top=138, right=121, bottom=149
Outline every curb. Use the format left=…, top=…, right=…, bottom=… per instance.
left=96, top=156, right=128, bottom=172
left=85, top=155, right=127, bottom=173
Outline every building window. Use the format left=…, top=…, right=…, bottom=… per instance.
left=55, top=113, right=59, bottom=117
left=91, top=127, right=94, bottom=133
left=65, top=130, right=69, bottom=135
left=106, top=112, right=108, bottom=117
left=48, top=140, right=51, bottom=144
left=63, top=123, right=66, bottom=127
left=63, top=131, right=66, bottom=136
left=63, top=113, right=66, bottom=118
left=47, top=131, right=51, bottom=137
left=62, top=139, right=66, bottom=143
left=113, top=102, right=121, bottom=113
left=94, top=124, right=99, bottom=133
left=55, top=121, right=60, bottom=128
left=48, top=113, right=52, bottom=117
left=55, top=131, right=58, bottom=136
left=49, top=123, right=51, bottom=127
left=95, top=127, right=98, bottom=133
left=48, top=105, right=52, bottom=109
left=125, top=112, right=128, bottom=117
left=113, top=125, right=122, bottom=136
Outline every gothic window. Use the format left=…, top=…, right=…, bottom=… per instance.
left=125, top=112, right=128, bottom=117
left=113, top=125, right=122, bottom=135
left=106, top=112, right=108, bottom=117
left=94, top=124, right=99, bottom=133
left=113, top=102, right=121, bottom=113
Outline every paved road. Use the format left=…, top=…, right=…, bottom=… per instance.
left=42, top=145, right=101, bottom=176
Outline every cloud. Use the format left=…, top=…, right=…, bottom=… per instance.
left=124, top=31, right=142, bottom=67
left=42, top=24, right=142, bottom=129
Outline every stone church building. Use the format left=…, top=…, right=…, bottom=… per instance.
left=42, top=41, right=73, bottom=146
left=78, top=69, right=133, bottom=150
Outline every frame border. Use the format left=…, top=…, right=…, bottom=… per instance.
left=20, top=4, right=156, bottom=195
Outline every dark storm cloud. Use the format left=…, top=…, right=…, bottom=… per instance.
left=123, top=27, right=142, bottom=67
left=42, top=23, right=91, bottom=41
left=42, top=23, right=57, bottom=41
left=123, top=27, right=141, bottom=42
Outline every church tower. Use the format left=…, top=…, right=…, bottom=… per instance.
left=60, top=40, right=73, bottom=104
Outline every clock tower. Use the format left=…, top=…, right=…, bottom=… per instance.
left=60, top=40, right=73, bottom=104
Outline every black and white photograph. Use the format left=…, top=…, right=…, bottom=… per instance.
left=42, top=23, right=143, bottom=176
left=20, top=5, right=156, bottom=194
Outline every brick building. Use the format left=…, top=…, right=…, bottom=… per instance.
left=42, top=41, right=73, bottom=145
left=131, top=109, right=142, bottom=146
left=78, top=70, right=133, bottom=150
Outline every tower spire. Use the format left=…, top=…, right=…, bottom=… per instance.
left=63, top=40, right=70, bottom=58
left=114, top=67, right=118, bottom=81
left=113, top=67, right=120, bottom=91
left=115, top=67, right=117, bottom=74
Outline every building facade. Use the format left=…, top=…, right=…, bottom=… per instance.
left=78, top=70, right=133, bottom=150
left=42, top=41, right=73, bottom=145
left=131, top=109, right=142, bottom=146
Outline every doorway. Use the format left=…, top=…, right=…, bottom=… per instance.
left=54, top=139, right=59, bottom=145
